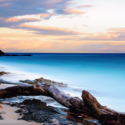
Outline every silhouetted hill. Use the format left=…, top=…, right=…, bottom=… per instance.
left=0, top=50, right=5, bottom=56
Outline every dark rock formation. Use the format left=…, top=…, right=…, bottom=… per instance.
left=0, top=85, right=125, bottom=124
left=19, top=77, right=67, bottom=87
left=0, top=50, right=5, bottom=56
left=11, top=99, right=100, bottom=124
left=0, top=71, right=8, bottom=76
left=0, top=114, right=3, bottom=120
left=0, top=50, right=32, bottom=56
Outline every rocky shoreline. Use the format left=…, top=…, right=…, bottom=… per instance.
left=0, top=71, right=110, bottom=125
left=1, top=99, right=103, bottom=125
left=0, top=50, right=32, bottom=56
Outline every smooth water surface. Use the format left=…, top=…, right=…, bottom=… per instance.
left=0, top=53, right=125, bottom=112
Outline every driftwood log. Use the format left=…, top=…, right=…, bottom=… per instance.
left=0, top=84, right=125, bottom=124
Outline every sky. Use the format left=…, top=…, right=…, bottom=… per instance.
left=0, top=0, right=125, bottom=53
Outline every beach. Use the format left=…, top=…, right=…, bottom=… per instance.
left=0, top=84, right=42, bottom=125
left=0, top=53, right=125, bottom=124
left=0, top=82, right=99, bottom=125
left=0, top=53, right=125, bottom=112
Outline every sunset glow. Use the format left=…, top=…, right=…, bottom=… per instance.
left=0, top=0, right=125, bottom=53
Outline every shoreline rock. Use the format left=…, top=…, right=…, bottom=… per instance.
left=19, top=77, right=67, bottom=87
left=0, top=50, right=5, bottom=56
left=0, top=71, right=9, bottom=76
left=8, top=99, right=103, bottom=125
left=0, top=50, right=32, bottom=56
left=0, top=70, right=112, bottom=124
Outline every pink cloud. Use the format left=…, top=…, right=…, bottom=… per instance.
left=63, top=9, right=85, bottom=14
left=6, top=17, right=41, bottom=22
left=18, top=24, right=82, bottom=35
left=77, top=5, right=94, bottom=8
left=81, top=28, right=125, bottom=41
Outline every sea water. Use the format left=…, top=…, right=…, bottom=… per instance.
left=0, top=53, right=125, bottom=112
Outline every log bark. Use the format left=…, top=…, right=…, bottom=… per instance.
left=0, top=84, right=125, bottom=124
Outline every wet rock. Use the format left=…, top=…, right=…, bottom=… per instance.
left=22, top=99, right=46, bottom=106
left=0, top=71, right=8, bottom=76
left=15, top=99, right=54, bottom=123
left=12, top=99, right=104, bottom=124
left=19, top=77, right=67, bottom=88
left=47, top=118, right=53, bottom=123
left=15, top=109, right=22, bottom=113
left=22, top=113, right=48, bottom=123
left=0, top=114, right=3, bottom=120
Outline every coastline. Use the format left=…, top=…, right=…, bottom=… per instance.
left=0, top=63, right=124, bottom=112
left=0, top=66, right=125, bottom=124
left=0, top=82, right=99, bottom=125
left=0, top=84, right=42, bottom=125
left=1, top=53, right=125, bottom=112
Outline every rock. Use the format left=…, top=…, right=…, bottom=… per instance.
left=22, top=113, right=48, bottom=123
left=15, top=109, right=22, bottom=113
left=19, top=77, right=68, bottom=88
left=22, top=99, right=46, bottom=106
left=0, top=50, right=5, bottom=56
left=0, top=115, right=3, bottom=120
left=52, top=118, right=59, bottom=124
left=0, top=71, right=8, bottom=76
left=13, top=99, right=102, bottom=125
left=47, top=118, right=53, bottom=123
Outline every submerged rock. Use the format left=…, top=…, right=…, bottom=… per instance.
left=0, top=71, right=8, bottom=76
left=0, top=114, right=3, bottom=120
left=19, top=77, right=67, bottom=87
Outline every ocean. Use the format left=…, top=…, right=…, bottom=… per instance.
left=0, top=53, right=125, bottom=112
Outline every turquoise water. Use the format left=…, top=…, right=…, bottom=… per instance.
left=0, top=53, right=125, bottom=112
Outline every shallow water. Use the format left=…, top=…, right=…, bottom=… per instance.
left=0, top=53, right=125, bottom=112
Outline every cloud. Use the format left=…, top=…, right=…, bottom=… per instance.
left=81, top=28, right=125, bottom=41
left=0, top=0, right=85, bottom=18
left=63, top=9, right=85, bottom=14
left=18, top=24, right=82, bottom=35
left=0, top=17, right=41, bottom=28
left=76, top=5, right=94, bottom=8
left=0, top=17, right=20, bottom=27
left=0, top=0, right=87, bottom=34
left=40, top=13, right=56, bottom=19
left=1, top=33, right=125, bottom=53
left=76, top=43, right=125, bottom=53
left=6, top=17, right=41, bottom=22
